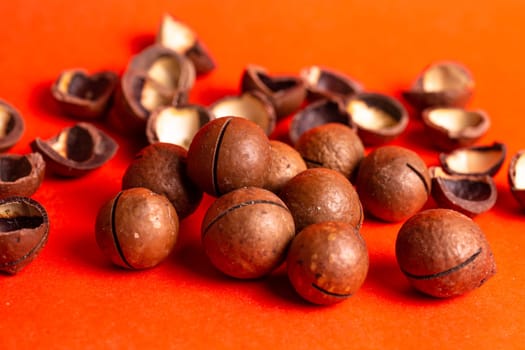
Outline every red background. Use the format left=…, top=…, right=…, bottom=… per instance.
left=1, top=1, right=524, bottom=349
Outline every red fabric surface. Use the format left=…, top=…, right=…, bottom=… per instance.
left=1, top=1, right=524, bottom=349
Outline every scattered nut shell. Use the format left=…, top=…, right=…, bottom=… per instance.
left=30, top=122, right=118, bottom=177
left=344, top=92, right=408, bottom=146
left=51, top=69, right=118, bottom=119
left=300, top=65, right=362, bottom=102
left=0, top=153, right=45, bottom=199
left=402, top=61, right=474, bottom=111
left=0, top=196, right=50, bottom=275
left=430, top=166, right=497, bottom=217
left=208, top=91, right=276, bottom=135
left=146, top=104, right=214, bottom=149
left=240, top=64, right=306, bottom=118
left=156, top=13, right=215, bottom=75
left=508, top=150, right=525, bottom=208
left=0, top=100, right=24, bottom=152
left=289, top=99, right=354, bottom=144
left=439, top=142, right=506, bottom=176
left=422, top=107, right=490, bottom=150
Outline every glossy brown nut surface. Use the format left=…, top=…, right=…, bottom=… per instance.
left=430, top=166, right=497, bottom=217
left=0, top=153, right=45, bottom=199
left=422, top=108, right=490, bottom=151
left=122, top=143, right=202, bottom=219
left=208, top=91, right=276, bottom=135
left=0, top=100, right=25, bottom=152
left=439, top=142, right=506, bottom=176
left=356, top=145, right=431, bottom=222
left=145, top=104, right=214, bottom=149
left=289, top=99, right=354, bottom=144
left=508, top=150, right=525, bottom=208
left=295, top=123, right=364, bottom=179
left=279, top=168, right=363, bottom=233
left=111, top=44, right=196, bottom=134
left=156, top=13, right=215, bottom=75
left=396, top=209, right=496, bottom=298
left=263, top=140, right=307, bottom=194
left=51, top=69, right=118, bottom=119
left=344, top=92, right=408, bottom=146
left=402, top=61, right=474, bottom=111
left=300, top=65, right=362, bottom=102
left=287, top=221, right=369, bottom=305
left=240, top=64, right=306, bottom=118
left=30, top=122, right=118, bottom=177
left=0, top=196, right=49, bottom=275
left=186, top=117, right=271, bottom=196
left=202, top=187, right=295, bottom=279
left=95, top=187, right=179, bottom=269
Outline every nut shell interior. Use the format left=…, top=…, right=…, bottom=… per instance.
left=300, top=65, right=362, bottom=102
left=0, top=100, right=24, bottom=152
left=439, top=142, right=506, bottom=176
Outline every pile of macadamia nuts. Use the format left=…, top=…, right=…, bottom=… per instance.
left=4, top=14, right=523, bottom=306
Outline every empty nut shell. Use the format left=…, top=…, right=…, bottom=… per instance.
left=156, top=13, right=215, bottom=75
left=0, top=196, right=50, bottom=275
left=240, top=64, right=306, bottom=118
left=122, top=142, right=203, bottom=219
left=202, top=187, right=295, bottom=279
left=402, top=61, right=474, bottom=111
left=295, top=123, right=364, bottom=179
left=51, top=69, right=118, bottom=119
left=186, top=117, right=271, bottom=196
left=422, top=108, right=490, bottom=151
left=439, top=142, right=506, bottom=177
left=279, top=168, right=363, bottom=233
left=264, top=140, right=307, bottom=194
left=287, top=221, right=369, bottom=305
left=145, top=104, right=214, bottom=149
left=0, top=100, right=24, bottom=152
left=396, top=208, right=496, bottom=298
left=208, top=91, right=276, bottom=135
left=356, top=145, right=431, bottom=222
left=0, top=153, right=45, bottom=199
left=430, top=166, right=497, bottom=217
left=508, top=150, right=525, bottom=208
left=95, top=187, right=179, bottom=269
left=111, top=45, right=196, bottom=134
left=344, top=92, right=408, bottom=146
left=300, top=65, right=362, bottom=102
left=30, top=122, right=118, bottom=177
left=289, top=99, right=354, bottom=144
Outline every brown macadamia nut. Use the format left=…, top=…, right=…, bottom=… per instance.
left=122, top=142, right=202, bottom=219
left=279, top=168, right=363, bottom=233
left=395, top=208, right=496, bottom=298
left=287, top=221, right=369, bottom=305
left=95, top=187, right=179, bottom=269
left=186, top=116, right=271, bottom=196
left=264, top=140, right=307, bottom=193
left=202, top=187, right=295, bottom=279
left=295, top=123, right=364, bottom=179
left=356, top=145, right=431, bottom=222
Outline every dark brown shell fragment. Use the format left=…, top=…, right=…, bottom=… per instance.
left=0, top=153, right=45, bottom=199
left=0, top=100, right=24, bottom=152
left=439, top=142, right=506, bottom=176
left=300, top=65, right=362, bottom=102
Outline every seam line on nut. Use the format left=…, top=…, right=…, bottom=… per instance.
left=311, top=283, right=353, bottom=298
left=202, top=199, right=289, bottom=236
left=402, top=248, right=482, bottom=280
left=406, top=163, right=430, bottom=195
left=110, top=191, right=133, bottom=269
left=211, top=118, right=232, bottom=196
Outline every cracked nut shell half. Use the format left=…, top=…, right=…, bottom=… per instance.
left=439, top=142, right=506, bottom=177
left=0, top=196, right=49, bottom=275
left=508, top=150, right=525, bottom=208
left=396, top=208, right=496, bottom=298
left=51, top=69, right=118, bottom=119
left=0, top=153, right=45, bottom=199
left=430, top=166, right=497, bottom=217
left=0, top=100, right=24, bottom=152
left=30, top=122, right=118, bottom=177
left=344, top=92, right=408, bottom=146
left=300, top=65, right=362, bottom=102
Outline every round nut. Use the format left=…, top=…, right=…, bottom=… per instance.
left=395, top=208, right=496, bottom=298
left=263, top=140, right=307, bottom=194
left=287, top=221, right=369, bottom=305
left=356, top=145, right=431, bottom=222
left=202, top=187, right=295, bottom=279
left=95, top=187, right=179, bottom=269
